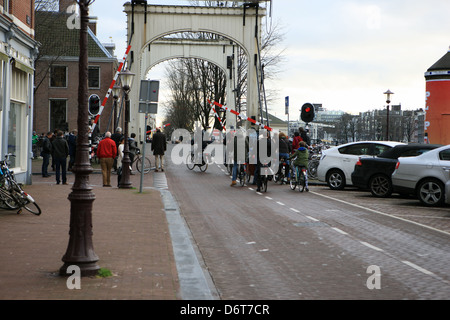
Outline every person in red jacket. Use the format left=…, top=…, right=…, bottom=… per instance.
left=291, top=131, right=303, bottom=154
left=96, top=131, right=117, bottom=187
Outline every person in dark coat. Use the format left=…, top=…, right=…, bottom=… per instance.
left=41, top=131, right=53, bottom=177
left=111, top=127, right=123, bottom=171
left=151, top=128, right=167, bottom=172
left=52, top=130, right=69, bottom=185
left=67, top=129, right=77, bottom=171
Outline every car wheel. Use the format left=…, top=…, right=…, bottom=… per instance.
left=417, top=178, right=445, bottom=207
left=369, top=174, right=393, bottom=198
left=327, top=169, right=345, bottom=190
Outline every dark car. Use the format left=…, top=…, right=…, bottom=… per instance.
left=351, top=144, right=442, bottom=197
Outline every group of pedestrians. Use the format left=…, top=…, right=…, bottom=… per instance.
left=40, top=129, right=77, bottom=185
left=96, top=127, right=166, bottom=187
left=38, top=126, right=168, bottom=187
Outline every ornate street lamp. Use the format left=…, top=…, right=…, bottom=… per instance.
left=384, top=89, right=394, bottom=141
left=60, top=0, right=99, bottom=277
left=118, top=68, right=135, bottom=189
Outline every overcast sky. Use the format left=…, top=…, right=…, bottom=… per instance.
left=90, top=0, right=450, bottom=120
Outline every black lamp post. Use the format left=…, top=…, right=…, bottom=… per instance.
left=384, top=89, right=394, bottom=141
left=118, top=68, right=135, bottom=189
left=59, top=0, right=99, bottom=277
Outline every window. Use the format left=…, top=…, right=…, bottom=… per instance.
left=401, top=149, right=433, bottom=157
left=50, top=66, right=67, bottom=88
left=50, top=99, right=68, bottom=132
left=439, top=149, right=450, bottom=161
left=88, top=66, right=100, bottom=89
left=372, top=144, right=393, bottom=156
left=339, top=143, right=371, bottom=155
left=8, top=102, right=24, bottom=168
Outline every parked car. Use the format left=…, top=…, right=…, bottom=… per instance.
left=391, top=145, right=450, bottom=207
left=351, top=144, right=442, bottom=197
left=317, top=141, right=405, bottom=190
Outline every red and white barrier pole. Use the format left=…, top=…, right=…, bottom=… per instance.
left=90, top=45, right=132, bottom=133
left=207, top=99, right=273, bottom=131
left=146, top=123, right=171, bottom=134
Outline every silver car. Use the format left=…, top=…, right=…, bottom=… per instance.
left=391, top=145, right=450, bottom=206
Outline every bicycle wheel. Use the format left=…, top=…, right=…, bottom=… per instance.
left=136, top=156, right=151, bottom=173
left=186, top=154, right=195, bottom=170
left=289, top=167, right=297, bottom=190
left=0, top=189, right=18, bottom=209
left=307, top=160, right=319, bottom=180
left=239, top=166, right=246, bottom=186
left=199, top=162, right=208, bottom=172
left=22, top=195, right=42, bottom=215
left=262, top=176, right=268, bottom=192
left=298, top=170, right=306, bottom=192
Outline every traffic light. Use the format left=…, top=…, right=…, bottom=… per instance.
left=88, top=94, right=100, bottom=116
left=301, top=103, right=315, bottom=123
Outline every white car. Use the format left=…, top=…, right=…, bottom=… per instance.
left=317, top=141, right=405, bottom=190
left=391, top=144, right=450, bottom=207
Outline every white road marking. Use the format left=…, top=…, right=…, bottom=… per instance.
left=402, top=261, right=435, bottom=276
left=360, top=241, right=384, bottom=252
left=332, top=227, right=348, bottom=235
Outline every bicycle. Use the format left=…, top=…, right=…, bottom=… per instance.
left=237, top=163, right=247, bottom=186
left=274, top=157, right=288, bottom=184
left=0, top=154, right=41, bottom=215
left=257, top=164, right=273, bottom=192
left=186, top=151, right=209, bottom=172
left=131, top=149, right=152, bottom=173
left=307, top=154, right=320, bottom=180
left=289, top=163, right=308, bottom=192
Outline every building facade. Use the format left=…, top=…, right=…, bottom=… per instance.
left=0, top=0, right=39, bottom=184
left=34, top=0, right=118, bottom=138
left=425, top=47, right=450, bottom=145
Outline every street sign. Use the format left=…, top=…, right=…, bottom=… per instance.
left=139, top=80, right=160, bottom=102
left=139, top=80, right=160, bottom=114
left=139, top=102, right=158, bottom=114
left=285, top=96, right=289, bottom=115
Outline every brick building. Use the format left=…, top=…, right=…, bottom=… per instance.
left=0, top=0, right=39, bottom=184
left=34, top=0, right=118, bottom=137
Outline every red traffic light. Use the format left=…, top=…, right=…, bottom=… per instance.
left=301, top=103, right=315, bottom=123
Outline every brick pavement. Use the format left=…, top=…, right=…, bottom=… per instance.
left=0, top=159, right=180, bottom=300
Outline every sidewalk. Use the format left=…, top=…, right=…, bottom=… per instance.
left=0, top=159, right=180, bottom=300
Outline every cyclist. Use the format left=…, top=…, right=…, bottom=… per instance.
left=289, top=141, right=309, bottom=191
left=277, top=132, right=291, bottom=182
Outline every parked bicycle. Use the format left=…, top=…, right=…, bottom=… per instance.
left=307, top=143, right=329, bottom=180
left=131, top=148, right=152, bottom=173
left=0, top=154, right=41, bottom=215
